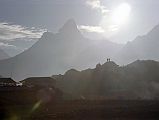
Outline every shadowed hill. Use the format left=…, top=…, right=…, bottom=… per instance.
left=53, top=60, right=159, bottom=100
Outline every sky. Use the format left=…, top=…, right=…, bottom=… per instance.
left=0, top=0, right=159, bottom=56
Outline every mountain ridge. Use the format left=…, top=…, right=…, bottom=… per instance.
left=0, top=19, right=159, bottom=80
left=0, top=19, right=122, bottom=80
left=53, top=60, right=159, bottom=100
left=116, top=23, right=159, bottom=64
left=0, top=49, right=9, bottom=60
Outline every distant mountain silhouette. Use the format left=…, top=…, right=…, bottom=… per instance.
left=0, top=20, right=159, bottom=80
left=0, top=49, right=9, bottom=60
left=59, top=19, right=80, bottom=35
left=115, top=24, right=159, bottom=64
left=53, top=60, right=159, bottom=100
left=0, top=19, right=122, bottom=80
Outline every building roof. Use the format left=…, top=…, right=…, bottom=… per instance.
left=21, top=77, right=56, bottom=86
left=0, top=78, right=16, bottom=83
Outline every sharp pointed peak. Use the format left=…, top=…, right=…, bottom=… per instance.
left=64, top=19, right=76, bottom=26
left=59, top=19, right=80, bottom=34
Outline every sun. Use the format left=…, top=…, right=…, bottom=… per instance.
left=100, top=2, right=132, bottom=33
left=111, top=3, right=131, bottom=25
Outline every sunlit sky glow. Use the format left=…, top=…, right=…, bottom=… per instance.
left=98, top=2, right=132, bottom=34
left=111, top=3, right=131, bottom=26
left=83, top=1, right=133, bottom=42
left=0, top=0, right=159, bottom=50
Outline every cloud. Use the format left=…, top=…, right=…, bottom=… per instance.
left=78, top=25, right=105, bottom=33
left=0, top=42, right=17, bottom=49
left=108, top=25, right=119, bottom=31
left=0, top=22, right=46, bottom=56
left=86, top=0, right=109, bottom=15
left=0, top=22, right=46, bottom=40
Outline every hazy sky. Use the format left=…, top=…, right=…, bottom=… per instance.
left=0, top=0, right=159, bottom=55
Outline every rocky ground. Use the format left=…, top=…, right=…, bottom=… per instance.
left=1, top=100, right=159, bottom=120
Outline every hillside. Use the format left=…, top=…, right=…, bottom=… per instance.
left=53, top=60, right=159, bottom=100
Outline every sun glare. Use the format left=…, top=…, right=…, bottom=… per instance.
left=111, top=3, right=131, bottom=25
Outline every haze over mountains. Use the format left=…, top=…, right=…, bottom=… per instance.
left=115, top=24, right=159, bottom=64
left=1, top=38, right=38, bottom=57
left=0, top=19, right=158, bottom=80
left=0, top=19, right=122, bottom=80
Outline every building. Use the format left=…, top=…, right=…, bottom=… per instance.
left=0, top=78, right=16, bottom=86
left=21, top=77, right=56, bottom=88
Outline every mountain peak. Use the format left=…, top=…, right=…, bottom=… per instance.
left=64, top=69, right=79, bottom=76
left=63, top=19, right=77, bottom=27
left=59, top=19, right=80, bottom=34
left=102, top=61, right=118, bottom=69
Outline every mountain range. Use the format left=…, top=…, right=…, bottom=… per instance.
left=0, top=19, right=158, bottom=80
left=0, top=19, right=122, bottom=80
left=115, top=24, right=159, bottom=64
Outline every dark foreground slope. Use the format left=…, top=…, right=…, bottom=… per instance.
left=0, top=60, right=159, bottom=120
left=53, top=60, right=159, bottom=100
left=1, top=100, right=159, bottom=120
left=30, top=100, right=159, bottom=120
